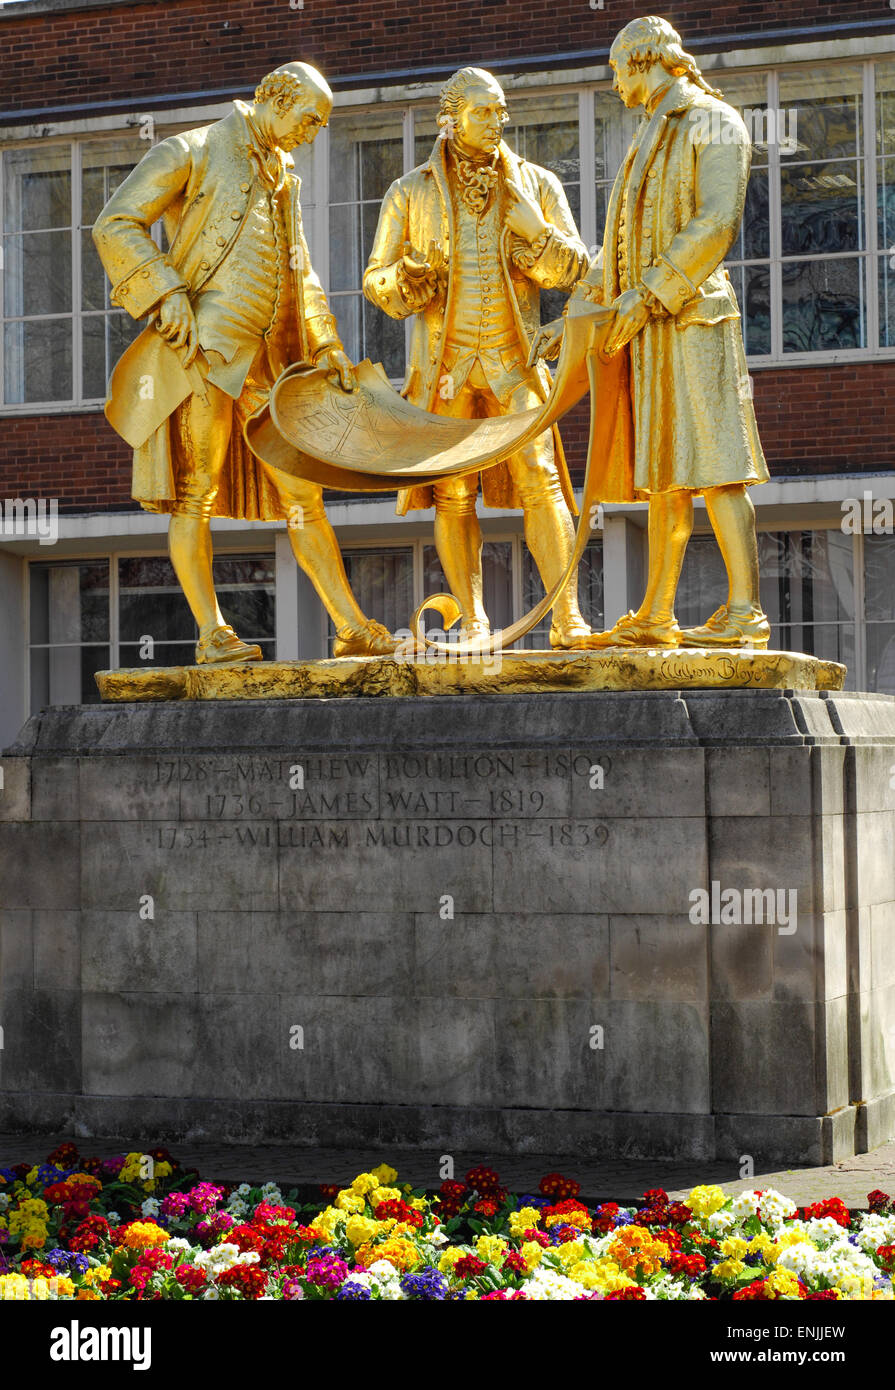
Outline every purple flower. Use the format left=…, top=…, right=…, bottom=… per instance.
left=188, top=1183, right=225, bottom=1215
left=160, top=1192, right=190, bottom=1218
left=306, top=1254, right=349, bottom=1291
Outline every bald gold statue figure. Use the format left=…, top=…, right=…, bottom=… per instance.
left=364, top=67, right=592, bottom=647
left=94, top=62, right=398, bottom=663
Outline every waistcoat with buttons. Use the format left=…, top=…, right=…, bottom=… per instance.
left=194, top=177, right=296, bottom=392
left=443, top=169, right=521, bottom=393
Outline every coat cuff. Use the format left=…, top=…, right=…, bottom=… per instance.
left=307, top=314, right=342, bottom=362
left=111, top=254, right=187, bottom=319
left=640, top=254, right=699, bottom=317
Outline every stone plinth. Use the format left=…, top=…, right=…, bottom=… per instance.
left=1, top=687, right=894, bottom=1166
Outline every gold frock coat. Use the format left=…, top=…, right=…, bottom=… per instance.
left=363, top=137, right=589, bottom=514
left=93, top=102, right=340, bottom=519
left=573, top=75, right=769, bottom=496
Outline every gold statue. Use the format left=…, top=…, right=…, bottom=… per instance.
left=531, top=17, right=771, bottom=649
left=364, top=66, right=592, bottom=647
left=94, top=62, right=398, bottom=663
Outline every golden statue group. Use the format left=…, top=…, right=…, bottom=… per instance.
left=94, top=15, right=773, bottom=669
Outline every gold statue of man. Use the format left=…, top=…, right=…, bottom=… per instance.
left=532, top=17, right=771, bottom=649
left=94, top=62, right=398, bottom=663
left=364, top=67, right=592, bottom=646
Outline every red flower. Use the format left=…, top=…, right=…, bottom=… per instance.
left=801, top=1198, right=851, bottom=1228
left=217, top=1265, right=269, bottom=1299
left=47, top=1142, right=79, bottom=1167
left=228, top=1224, right=265, bottom=1255
left=605, top=1285, right=646, bottom=1300
left=541, top=1197, right=591, bottom=1221
left=522, top=1228, right=550, bottom=1248
left=318, top=1184, right=340, bottom=1202
left=454, top=1255, right=489, bottom=1279
left=539, top=1172, right=581, bottom=1200
left=664, top=1203, right=693, bottom=1226
left=69, top=1213, right=111, bottom=1253
left=465, top=1166, right=503, bottom=1198
left=868, top=1190, right=892, bottom=1215
left=668, top=1251, right=706, bottom=1276
left=474, top=1199, right=500, bottom=1218
left=253, top=1202, right=296, bottom=1225
left=175, top=1264, right=207, bottom=1292
left=502, top=1252, right=527, bottom=1273
left=374, top=1198, right=422, bottom=1227
left=805, top=1290, right=841, bottom=1301
left=876, top=1243, right=895, bottom=1270
left=642, top=1188, right=668, bottom=1206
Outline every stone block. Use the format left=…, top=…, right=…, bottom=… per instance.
left=80, top=820, right=278, bottom=912
left=413, top=913, right=610, bottom=999
left=81, top=991, right=197, bottom=1096
left=0, top=909, right=32, bottom=989
left=708, top=815, right=817, bottom=918
left=711, top=1000, right=818, bottom=1115
left=81, top=911, right=197, bottom=994
left=31, top=758, right=80, bottom=822
left=706, top=747, right=769, bottom=817
left=0, top=757, right=29, bottom=821
left=817, top=995, right=850, bottom=1114
left=710, top=921, right=773, bottom=1001
left=570, top=747, right=704, bottom=819
left=0, top=823, right=79, bottom=909
left=0, top=987, right=80, bottom=1092
left=33, top=910, right=81, bottom=990
left=870, top=901, right=895, bottom=991
left=609, top=915, right=707, bottom=1001
left=382, top=747, right=569, bottom=820
left=80, top=755, right=181, bottom=821
left=770, top=745, right=819, bottom=818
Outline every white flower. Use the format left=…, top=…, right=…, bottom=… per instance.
left=260, top=1183, right=283, bottom=1204
left=426, top=1229, right=449, bottom=1247
left=225, top=1198, right=249, bottom=1219
left=520, top=1268, right=583, bottom=1301
left=704, top=1208, right=736, bottom=1235
left=106, top=1211, right=121, bottom=1225
left=0, top=1194, right=10, bottom=1213
left=804, top=1216, right=849, bottom=1245
left=756, top=1190, right=798, bottom=1226
left=368, top=1259, right=399, bottom=1281
left=201, top=1287, right=220, bottom=1300
left=140, top=1198, right=161, bottom=1219
left=235, top=1183, right=252, bottom=1197
left=165, top=1237, right=195, bottom=1257
left=856, top=1213, right=895, bottom=1253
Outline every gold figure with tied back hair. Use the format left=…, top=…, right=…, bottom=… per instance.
left=94, top=62, right=399, bottom=664
left=530, top=15, right=772, bottom=650
left=364, top=66, right=593, bottom=648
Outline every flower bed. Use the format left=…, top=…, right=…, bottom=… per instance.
left=1, top=1145, right=893, bottom=1300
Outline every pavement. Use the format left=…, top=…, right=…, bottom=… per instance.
left=2, top=1131, right=894, bottom=1207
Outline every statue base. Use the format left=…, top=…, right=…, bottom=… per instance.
left=2, top=686, right=893, bottom=1165
left=94, top=647, right=846, bottom=702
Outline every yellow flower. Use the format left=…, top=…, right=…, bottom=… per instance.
left=370, top=1186, right=401, bottom=1207
left=475, top=1234, right=508, bottom=1266
left=554, top=1240, right=586, bottom=1269
left=52, top=1275, right=75, bottom=1299
left=438, top=1247, right=466, bottom=1275
left=119, top=1153, right=147, bottom=1183
left=871, top=1289, right=894, bottom=1300
left=21, top=1227, right=49, bottom=1251
left=334, top=1190, right=366, bottom=1214
left=154, top=1162, right=172, bottom=1178
left=122, top=1221, right=169, bottom=1250
left=356, top=1236, right=419, bottom=1272
left=570, top=1258, right=636, bottom=1293
left=350, top=1172, right=380, bottom=1197
left=713, top=1258, right=746, bottom=1281
left=748, top=1233, right=775, bottom=1256
left=77, top=1288, right=101, bottom=1300
left=8, top=1198, right=49, bottom=1230
left=545, top=1209, right=591, bottom=1231
left=519, top=1241, right=544, bottom=1272
left=687, top=1185, right=727, bottom=1218
left=25, top=1167, right=39, bottom=1186
left=508, top=1207, right=542, bottom=1238
left=769, top=1229, right=809, bottom=1261
left=720, top=1237, right=750, bottom=1260
left=345, top=1215, right=382, bottom=1247
left=83, top=1265, right=111, bottom=1287
left=764, top=1268, right=803, bottom=1299
left=0, top=1273, right=30, bottom=1299
left=409, top=1198, right=427, bottom=1212
left=312, top=1206, right=345, bottom=1239
left=607, top=1227, right=669, bottom=1278
left=371, top=1164, right=398, bottom=1186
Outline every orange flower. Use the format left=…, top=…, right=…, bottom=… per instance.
left=120, top=1221, right=169, bottom=1251
left=354, top=1237, right=420, bottom=1272
left=607, top=1227, right=670, bottom=1278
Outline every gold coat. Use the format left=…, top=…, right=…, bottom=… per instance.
left=93, top=103, right=339, bottom=519
left=364, top=138, right=588, bottom=513
left=574, top=76, right=769, bottom=496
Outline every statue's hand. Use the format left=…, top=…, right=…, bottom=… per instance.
left=527, top=318, right=565, bottom=367
left=317, top=346, right=357, bottom=392
left=603, top=288, right=650, bottom=356
left=399, top=239, right=442, bottom=310
left=157, top=290, right=198, bottom=366
left=505, top=178, right=549, bottom=243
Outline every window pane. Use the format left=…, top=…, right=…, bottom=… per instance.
left=878, top=155, right=895, bottom=252
left=517, top=538, right=603, bottom=648
left=864, top=534, right=895, bottom=621
left=118, top=555, right=195, bottom=643
left=867, top=623, right=895, bottom=695
left=676, top=536, right=728, bottom=629
left=3, top=146, right=71, bottom=232
left=424, top=540, right=515, bottom=636
left=2, top=231, right=72, bottom=316
left=779, top=65, right=863, bottom=164
left=81, top=137, right=145, bottom=226
left=4, top=317, right=73, bottom=404
left=119, top=641, right=207, bottom=668
left=30, top=560, right=110, bottom=644
left=329, top=202, right=363, bottom=294
left=30, top=645, right=110, bottom=711
left=506, top=92, right=580, bottom=190
left=758, top=530, right=855, bottom=626
left=879, top=253, right=895, bottom=349
left=718, top=70, right=771, bottom=168
left=875, top=58, right=895, bottom=158
left=330, top=292, right=360, bottom=365
left=728, top=168, right=770, bottom=261
left=82, top=311, right=141, bottom=401
left=332, top=547, right=414, bottom=644
left=781, top=257, right=865, bottom=353
left=362, top=294, right=405, bottom=377
left=781, top=161, right=863, bottom=255
left=81, top=227, right=110, bottom=311
left=594, top=90, right=639, bottom=185
left=727, top=263, right=771, bottom=356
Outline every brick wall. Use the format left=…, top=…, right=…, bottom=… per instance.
left=1, top=0, right=892, bottom=116
left=2, top=361, right=891, bottom=516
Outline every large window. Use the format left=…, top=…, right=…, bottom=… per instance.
left=29, top=553, right=275, bottom=709
left=864, top=533, right=895, bottom=694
